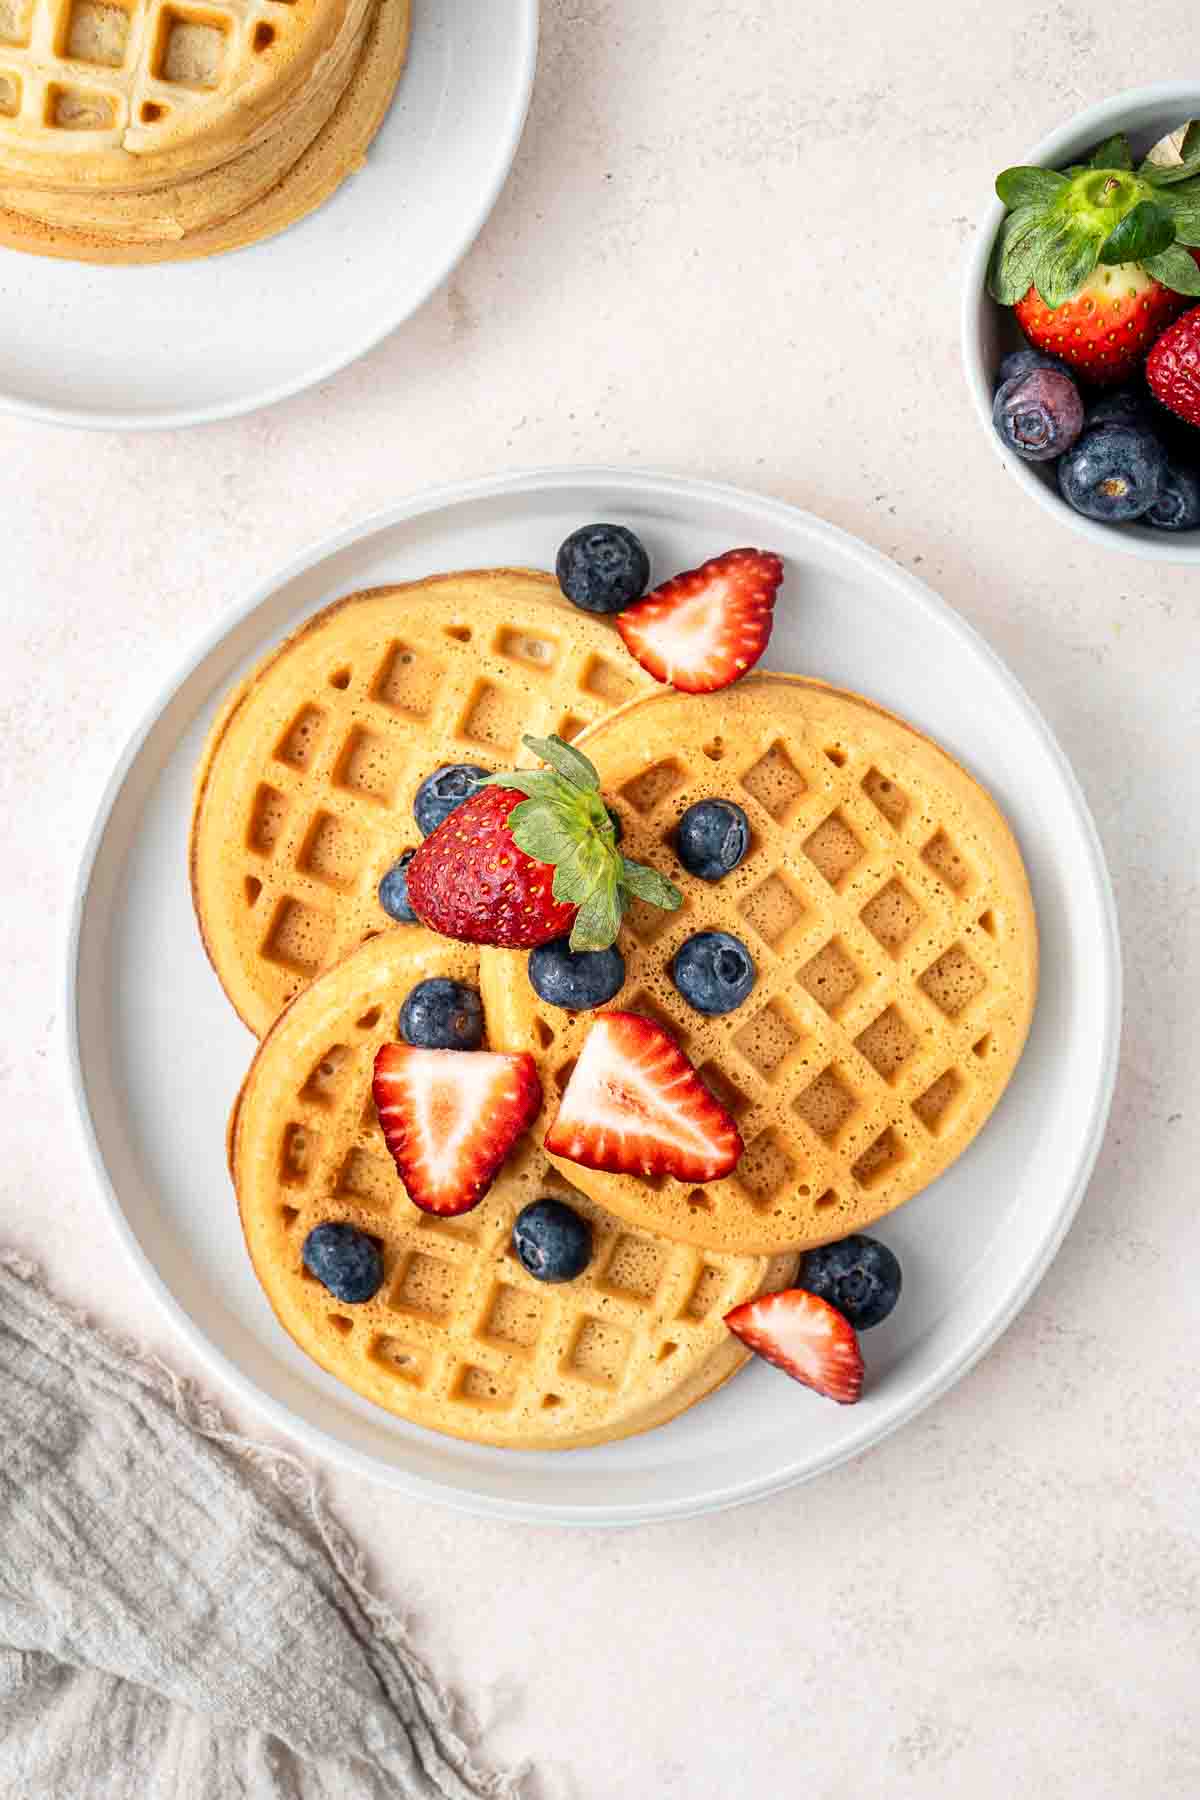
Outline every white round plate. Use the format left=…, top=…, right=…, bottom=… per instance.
left=0, top=0, right=537, bottom=431
left=66, top=469, right=1120, bottom=1526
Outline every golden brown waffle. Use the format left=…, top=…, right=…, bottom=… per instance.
left=232, top=930, right=797, bottom=1450
left=480, top=676, right=1038, bottom=1256
left=190, top=571, right=659, bottom=1037
left=0, top=0, right=366, bottom=189
left=0, top=0, right=408, bottom=259
left=0, top=0, right=370, bottom=241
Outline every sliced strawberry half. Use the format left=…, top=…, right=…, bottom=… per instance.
left=372, top=1044, right=541, bottom=1216
left=545, top=1010, right=742, bottom=1182
left=725, top=1288, right=863, bottom=1404
left=616, top=548, right=783, bottom=693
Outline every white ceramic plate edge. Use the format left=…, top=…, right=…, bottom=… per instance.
left=0, top=1, right=539, bottom=433
left=62, top=467, right=1122, bottom=1525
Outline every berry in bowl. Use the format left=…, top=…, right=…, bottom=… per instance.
left=963, top=84, right=1200, bottom=557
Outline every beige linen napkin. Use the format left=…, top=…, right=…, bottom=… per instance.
left=0, top=1252, right=525, bottom=1800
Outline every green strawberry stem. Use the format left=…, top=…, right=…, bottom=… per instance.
left=990, top=134, right=1200, bottom=310
left=482, top=735, right=682, bottom=953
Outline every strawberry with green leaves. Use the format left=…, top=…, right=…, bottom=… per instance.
left=405, top=735, right=682, bottom=952
left=989, top=128, right=1200, bottom=384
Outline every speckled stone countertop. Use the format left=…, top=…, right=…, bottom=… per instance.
left=1, top=3, right=1196, bottom=1794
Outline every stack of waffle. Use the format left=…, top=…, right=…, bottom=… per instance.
left=191, top=571, right=1037, bottom=1451
left=0, top=0, right=410, bottom=260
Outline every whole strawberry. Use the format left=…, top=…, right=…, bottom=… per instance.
left=1014, top=265, right=1186, bottom=385
left=1147, top=303, right=1200, bottom=427
left=405, top=735, right=682, bottom=951
left=989, top=130, right=1200, bottom=385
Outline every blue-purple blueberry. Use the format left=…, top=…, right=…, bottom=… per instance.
left=400, top=978, right=484, bottom=1050
left=1057, top=423, right=1166, bottom=522
left=302, top=1223, right=383, bottom=1304
left=413, top=764, right=489, bottom=836
left=1145, top=458, right=1200, bottom=531
left=671, top=931, right=756, bottom=1014
left=528, top=938, right=626, bottom=1010
left=556, top=524, right=650, bottom=614
left=995, top=348, right=1063, bottom=387
left=675, top=799, right=751, bottom=882
left=993, top=366, right=1084, bottom=462
left=1085, top=388, right=1151, bottom=431
left=800, top=1234, right=902, bottom=1331
left=378, top=849, right=419, bottom=922
left=512, top=1198, right=593, bottom=1282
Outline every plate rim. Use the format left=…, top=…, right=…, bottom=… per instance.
left=63, top=465, right=1123, bottom=1525
left=0, top=0, right=539, bottom=434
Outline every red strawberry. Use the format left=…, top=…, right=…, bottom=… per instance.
left=724, top=1288, right=863, bottom=1404
left=372, top=1043, right=541, bottom=1215
left=545, top=1010, right=742, bottom=1182
left=407, top=783, right=577, bottom=948
left=1147, top=302, right=1200, bottom=426
left=989, top=149, right=1200, bottom=387
left=406, top=734, right=680, bottom=951
left=1014, top=265, right=1189, bottom=386
left=616, top=548, right=783, bottom=693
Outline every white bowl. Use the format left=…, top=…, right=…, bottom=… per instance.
left=962, top=80, right=1200, bottom=562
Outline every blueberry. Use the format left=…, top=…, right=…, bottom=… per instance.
left=1057, top=423, right=1166, bottom=521
left=671, top=930, right=756, bottom=1014
left=992, top=367, right=1084, bottom=462
left=378, top=849, right=419, bottom=922
left=399, top=978, right=484, bottom=1049
left=800, top=1234, right=902, bottom=1331
left=528, top=937, right=625, bottom=1010
left=995, top=348, right=1063, bottom=387
left=675, top=799, right=750, bottom=881
left=302, top=1223, right=383, bottom=1304
left=1085, top=388, right=1150, bottom=431
left=413, top=764, right=489, bottom=836
left=556, top=524, right=650, bottom=614
left=1145, top=458, right=1200, bottom=530
left=512, top=1198, right=593, bottom=1282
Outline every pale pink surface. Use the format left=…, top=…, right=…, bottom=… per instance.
left=2, top=2, right=1197, bottom=1793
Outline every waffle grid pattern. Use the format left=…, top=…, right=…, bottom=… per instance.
left=483, top=680, right=1035, bottom=1254
left=197, top=577, right=655, bottom=1033
left=235, top=935, right=793, bottom=1448
left=0, top=0, right=299, bottom=147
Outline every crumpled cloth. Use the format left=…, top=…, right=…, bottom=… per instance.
left=0, top=1253, right=525, bottom=1800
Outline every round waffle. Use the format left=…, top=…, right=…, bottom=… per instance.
left=191, top=571, right=659, bottom=1037
left=0, top=0, right=407, bottom=259
left=480, top=676, right=1038, bottom=1256
left=232, top=930, right=797, bottom=1450
left=0, top=0, right=369, bottom=191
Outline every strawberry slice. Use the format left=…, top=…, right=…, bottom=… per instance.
left=372, top=1044, right=541, bottom=1216
left=725, top=1289, right=863, bottom=1404
left=545, top=1010, right=742, bottom=1182
left=616, top=548, right=783, bottom=693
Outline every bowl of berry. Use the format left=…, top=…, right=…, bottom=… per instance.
left=963, top=82, right=1200, bottom=557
